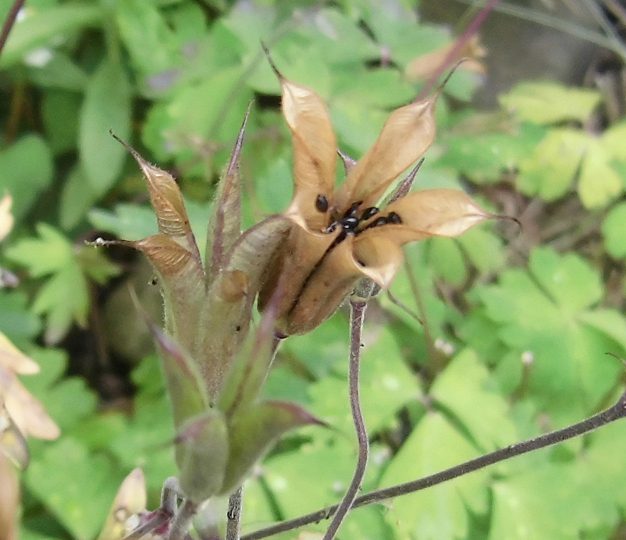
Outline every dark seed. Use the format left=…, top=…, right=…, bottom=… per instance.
left=342, top=216, right=359, bottom=230
left=387, top=212, right=402, bottom=224
left=315, top=194, right=329, bottom=212
left=361, top=206, right=379, bottom=220
left=371, top=216, right=388, bottom=228
left=342, top=201, right=362, bottom=218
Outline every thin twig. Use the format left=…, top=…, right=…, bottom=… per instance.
left=0, top=0, right=24, bottom=58
left=419, top=0, right=500, bottom=98
left=404, top=257, right=436, bottom=367
left=226, top=487, right=244, bottom=540
left=453, top=0, right=626, bottom=61
left=242, top=390, right=626, bottom=539
left=322, top=297, right=369, bottom=540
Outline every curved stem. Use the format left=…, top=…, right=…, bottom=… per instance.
left=226, top=487, right=244, bottom=540
left=322, top=298, right=369, bottom=540
left=0, top=0, right=24, bottom=58
left=242, top=390, right=626, bottom=540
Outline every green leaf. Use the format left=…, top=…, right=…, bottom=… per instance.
left=458, top=227, right=505, bottom=274
left=116, top=0, right=180, bottom=76
left=0, top=291, right=41, bottom=347
left=600, top=120, right=626, bottom=161
left=261, top=436, right=381, bottom=526
left=577, top=309, right=626, bottom=352
left=77, top=246, right=120, bottom=284
left=88, top=198, right=209, bottom=246
left=79, top=57, right=132, bottom=196
left=42, top=90, right=82, bottom=155
left=59, top=166, right=99, bottom=230
left=475, top=247, right=620, bottom=423
left=490, top=460, right=617, bottom=540
left=431, top=349, right=517, bottom=450
left=578, top=140, right=623, bottom=208
left=602, top=202, right=626, bottom=259
left=5, top=224, right=91, bottom=343
left=21, top=348, right=98, bottom=432
left=25, top=437, right=121, bottom=540
left=222, top=401, right=321, bottom=495
left=499, top=81, right=601, bottom=124
left=27, top=52, right=88, bottom=91
left=0, top=4, right=104, bottom=68
left=142, top=66, right=250, bottom=165
left=427, top=238, right=467, bottom=286
left=281, top=315, right=349, bottom=379
left=528, top=247, right=602, bottom=315
left=88, top=204, right=159, bottom=241
left=440, top=121, right=545, bottom=184
left=308, top=326, right=422, bottom=434
left=0, top=135, right=53, bottom=223
left=379, top=412, right=489, bottom=540
left=517, top=128, right=588, bottom=201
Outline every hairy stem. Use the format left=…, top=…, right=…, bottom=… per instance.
left=322, top=297, right=369, bottom=540
left=161, top=477, right=180, bottom=515
left=226, top=487, right=243, bottom=540
left=242, top=390, right=626, bottom=539
left=168, top=499, right=198, bottom=540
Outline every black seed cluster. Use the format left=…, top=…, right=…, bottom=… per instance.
left=318, top=195, right=403, bottom=249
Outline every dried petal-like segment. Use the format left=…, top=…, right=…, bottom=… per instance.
left=0, top=404, right=29, bottom=469
left=97, top=468, right=146, bottom=540
left=334, top=95, right=437, bottom=211
left=220, top=400, right=323, bottom=495
left=0, top=194, right=14, bottom=242
left=112, top=134, right=202, bottom=264
left=382, top=189, right=491, bottom=240
left=206, top=106, right=250, bottom=280
left=1, top=367, right=60, bottom=441
left=0, top=333, right=39, bottom=375
left=352, top=235, right=404, bottom=288
left=281, top=79, right=337, bottom=231
left=282, top=239, right=363, bottom=335
left=175, top=410, right=228, bottom=502
left=133, top=235, right=205, bottom=352
left=0, top=453, right=19, bottom=539
left=199, top=216, right=291, bottom=399
left=259, top=223, right=338, bottom=325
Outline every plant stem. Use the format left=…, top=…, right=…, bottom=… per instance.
left=226, top=487, right=243, bottom=540
left=168, top=498, right=198, bottom=540
left=419, top=0, right=500, bottom=98
left=161, top=477, right=180, bottom=515
left=241, top=390, right=626, bottom=540
left=322, top=297, right=369, bottom=540
left=0, top=0, right=24, bottom=58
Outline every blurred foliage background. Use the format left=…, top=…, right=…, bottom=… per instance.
left=2, top=0, right=626, bottom=538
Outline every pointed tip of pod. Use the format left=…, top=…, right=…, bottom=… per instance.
left=260, top=41, right=284, bottom=80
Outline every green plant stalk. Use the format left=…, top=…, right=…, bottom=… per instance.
left=226, top=487, right=243, bottom=540
left=322, top=297, right=369, bottom=540
left=242, top=389, right=626, bottom=539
